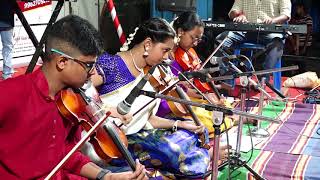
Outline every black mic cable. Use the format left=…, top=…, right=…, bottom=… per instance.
left=265, top=81, right=286, bottom=98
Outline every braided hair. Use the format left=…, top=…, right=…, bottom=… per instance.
left=121, top=17, right=175, bottom=51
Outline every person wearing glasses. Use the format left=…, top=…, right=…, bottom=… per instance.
left=162, top=11, right=236, bottom=140
left=50, top=48, right=96, bottom=73
left=91, top=18, right=212, bottom=178
left=0, top=15, right=147, bottom=180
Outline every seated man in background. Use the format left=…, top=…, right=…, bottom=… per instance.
left=287, top=2, right=313, bottom=56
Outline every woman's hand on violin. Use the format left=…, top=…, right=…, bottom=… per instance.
left=186, top=88, right=203, bottom=99
left=179, top=121, right=205, bottom=134
left=105, top=160, right=148, bottom=180
left=106, top=106, right=133, bottom=125
left=206, top=93, right=225, bottom=105
left=119, top=113, right=133, bottom=125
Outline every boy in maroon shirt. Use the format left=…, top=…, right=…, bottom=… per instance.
left=0, top=15, right=147, bottom=180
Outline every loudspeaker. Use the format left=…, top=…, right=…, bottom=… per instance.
left=157, top=0, right=197, bottom=12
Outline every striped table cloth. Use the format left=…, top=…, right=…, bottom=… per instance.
left=219, top=101, right=320, bottom=180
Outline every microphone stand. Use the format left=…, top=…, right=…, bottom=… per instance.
left=227, top=59, right=273, bottom=99
left=179, top=65, right=299, bottom=101
left=251, top=77, right=270, bottom=138
left=175, top=66, right=226, bottom=180
left=181, top=66, right=298, bottom=85
left=223, top=58, right=295, bottom=137
left=140, top=90, right=279, bottom=180
left=211, top=109, right=224, bottom=180
left=171, top=63, right=296, bottom=179
left=223, top=56, right=277, bottom=180
left=178, top=63, right=295, bottom=179
left=175, top=64, right=294, bottom=179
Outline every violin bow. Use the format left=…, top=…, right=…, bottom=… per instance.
left=131, top=63, right=180, bottom=117
left=200, top=36, right=228, bottom=69
left=45, top=112, right=111, bottom=180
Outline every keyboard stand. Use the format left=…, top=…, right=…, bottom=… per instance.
left=9, top=0, right=65, bottom=74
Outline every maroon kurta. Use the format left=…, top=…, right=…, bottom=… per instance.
left=0, top=69, right=90, bottom=179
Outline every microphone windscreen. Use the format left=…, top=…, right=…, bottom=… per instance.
left=117, top=101, right=131, bottom=115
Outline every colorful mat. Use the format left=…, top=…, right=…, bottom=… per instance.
left=219, top=101, right=320, bottom=180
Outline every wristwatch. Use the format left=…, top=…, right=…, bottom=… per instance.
left=96, top=169, right=111, bottom=180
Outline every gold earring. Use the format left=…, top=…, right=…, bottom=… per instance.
left=176, top=34, right=182, bottom=44
left=143, top=47, right=149, bottom=57
left=174, top=35, right=181, bottom=45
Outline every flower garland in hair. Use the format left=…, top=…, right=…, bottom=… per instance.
left=170, top=16, right=180, bottom=45
left=120, top=27, right=139, bottom=51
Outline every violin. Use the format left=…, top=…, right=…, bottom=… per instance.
left=56, top=87, right=128, bottom=162
left=146, top=64, right=188, bottom=116
left=175, top=46, right=222, bottom=99
left=82, top=84, right=151, bottom=176
left=146, top=64, right=210, bottom=149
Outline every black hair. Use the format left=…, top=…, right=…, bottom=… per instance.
left=294, top=2, right=308, bottom=13
left=128, top=17, right=175, bottom=49
left=44, top=15, right=103, bottom=62
left=172, top=11, right=204, bottom=32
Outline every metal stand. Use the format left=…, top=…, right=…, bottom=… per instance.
left=211, top=110, right=224, bottom=180
left=9, top=0, right=65, bottom=74
left=230, top=77, right=266, bottom=180
left=229, top=60, right=270, bottom=138
left=235, top=86, right=247, bottom=155
left=227, top=60, right=273, bottom=100
left=139, top=90, right=279, bottom=180
left=225, top=70, right=264, bottom=180
left=10, top=0, right=44, bottom=58
left=25, top=0, right=65, bottom=74
left=251, top=77, right=270, bottom=138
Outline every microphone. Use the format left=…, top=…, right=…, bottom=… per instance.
left=116, top=66, right=157, bottom=115
left=139, top=90, right=233, bottom=115
left=209, top=56, right=224, bottom=65
left=225, top=60, right=274, bottom=99
left=265, top=81, right=286, bottom=98
left=178, top=67, right=220, bottom=81
left=139, top=90, right=280, bottom=123
left=209, top=55, right=240, bottom=65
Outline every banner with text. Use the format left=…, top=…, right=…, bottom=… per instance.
left=0, top=0, right=52, bottom=68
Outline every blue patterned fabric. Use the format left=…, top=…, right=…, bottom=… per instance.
left=128, top=128, right=210, bottom=178
left=96, top=52, right=210, bottom=177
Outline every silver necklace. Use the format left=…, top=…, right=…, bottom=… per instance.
left=129, top=50, right=143, bottom=73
